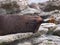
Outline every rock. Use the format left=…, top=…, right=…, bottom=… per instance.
left=0, top=1, right=20, bottom=14
left=20, top=7, right=40, bottom=15
left=38, top=27, right=48, bottom=35
left=27, top=27, right=48, bottom=37
left=0, top=0, right=28, bottom=11
left=38, top=35, right=60, bottom=45
left=0, top=30, right=60, bottom=45
left=16, top=42, right=32, bottom=45
left=53, top=24, right=60, bottom=36
left=16, top=0, right=28, bottom=10
left=38, top=40, right=59, bottom=45
left=40, top=23, right=57, bottom=29
left=0, top=33, right=33, bottom=44
left=56, top=17, right=60, bottom=24
left=40, top=23, right=57, bottom=34
left=29, top=3, right=40, bottom=10
left=29, top=35, right=60, bottom=45
left=38, top=0, right=60, bottom=12
left=38, top=2, right=48, bottom=11
left=0, top=8, right=6, bottom=14
left=38, top=12, right=51, bottom=19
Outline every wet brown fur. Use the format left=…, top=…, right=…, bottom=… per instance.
left=0, top=15, right=43, bottom=35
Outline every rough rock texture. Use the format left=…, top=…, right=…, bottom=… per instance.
left=38, top=35, right=60, bottom=45
left=2, top=34, right=60, bottom=45
left=40, top=23, right=57, bottom=35
left=39, top=0, right=60, bottom=12
left=20, top=7, right=41, bottom=15
left=53, top=24, right=60, bottom=36
left=0, top=0, right=28, bottom=14
left=0, top=8, right=6, bottom=14
left=0, top=1, right=20, bottom=14
left=29, top=3, right=40, bottom=10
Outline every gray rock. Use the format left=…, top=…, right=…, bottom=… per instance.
left=20, top=7, right=41, bottom=15
left=29, top=3, right=40, bottom=10
left=38, top=26, right=48, bottom=35
left=0, top=33, right=33, bottom=44
left=0, top=8, right=6, bottom=14
left=56, top=17, right=60, bottom=24
left=53, top=24, right=60, bottom=36
left=38, top=35, right=60, bottom=45
left=0, top=1, right=20, bottom=14
left=40, top=23, right=57, bottom=35
left=40, top=23, right=57, bottom=30
left=38, top=40, right=59, bottom=45
left=39, top=0, right=60, bottom=12
left=17, top=42, right=32, bottom=45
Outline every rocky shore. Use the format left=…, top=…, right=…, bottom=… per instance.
left=0, top=0, right=60, bottom=45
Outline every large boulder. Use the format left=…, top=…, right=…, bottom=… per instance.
left=0, top=33, right=33, bottom=45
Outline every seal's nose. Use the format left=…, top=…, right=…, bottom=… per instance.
left=36, top=16, right=43, bottom=23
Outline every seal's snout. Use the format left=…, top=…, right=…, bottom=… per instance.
left=35, top=16, right=43, bottom=23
